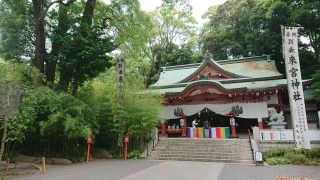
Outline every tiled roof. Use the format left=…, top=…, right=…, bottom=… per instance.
left=151, top=55, right=283, bottom=87
left=145, top=79, right=312, bottom=95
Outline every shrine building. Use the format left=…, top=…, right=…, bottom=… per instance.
left=147, top=55, right=319, bottom=138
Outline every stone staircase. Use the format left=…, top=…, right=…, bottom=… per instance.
left=148, top=138, right=254, bottom=164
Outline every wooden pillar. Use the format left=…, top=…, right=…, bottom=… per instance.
left=258, top=117, right=263, bottom=129
left=230, top=117, right=236, bottom=138
left=278, top=93, right=284, bottom=111
left=161, top=121, right=166, bottom=137
left=182, top=116, right=187, bottom=137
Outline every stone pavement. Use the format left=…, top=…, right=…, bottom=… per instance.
left=10, top=160, right=320, bottom=180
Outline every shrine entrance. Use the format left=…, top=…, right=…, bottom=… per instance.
left=235, top=117, right=258, bottom=138
left=186, top=108, right=230, bottom=128
left=160, top=103, right=268, bottom=138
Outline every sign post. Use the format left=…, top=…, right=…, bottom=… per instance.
left=281, top=26, right=311, bottom=149
left=123, top=133, right=129, bottom=160
left=116, top=55, right=125, bottom=98
left=86, top=134, right=93, bottom=162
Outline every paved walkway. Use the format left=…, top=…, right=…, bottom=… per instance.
left=11, top=160, right=320, bottom=180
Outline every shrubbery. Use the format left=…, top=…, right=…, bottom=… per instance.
left=264, top=147, right=320, bottom=165
left=1, top=61, right=162, bottom=161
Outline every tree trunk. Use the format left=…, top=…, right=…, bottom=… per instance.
left=0, top=124, right=8, bottom=161
left=71, top=79, right=78, bottom=96
left=57, top=72, right=72, bottom=92
left=57, top=0, right=96, bottom=94
left=81, top=0, right=96, bottom=28
left=32, top=0, right=46, bottom=74
left=46, top=4, right=71, bottom=83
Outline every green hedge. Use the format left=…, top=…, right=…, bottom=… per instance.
left=264, top=148, right=320, bottom=165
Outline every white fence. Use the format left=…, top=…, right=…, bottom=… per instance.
left=253, top=128, right=320, bottom=141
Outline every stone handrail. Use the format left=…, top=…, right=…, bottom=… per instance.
left=140, top=128, right=158, bottom=159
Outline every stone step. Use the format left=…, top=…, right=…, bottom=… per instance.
left=158, top=138, right=249, bottom=141
left=149, top=138, right=253, bottom=164
left=152, top=150, right=252, bottom=154
left=154, top=145, right=251, bottom=151
left=151, top=157, right=254, bottom=164
left=152, top=155, right=252, bottom=160
left=152, top=154, right=253, bottom=160
left=154, top=150, right=252, bottom=155
left=158, top=142, right=250, bottom=147
left=152, top=151, right=253, bottom=156
left=156, top=143, right=250, bottom=147
left=158, top=139, right=249, bottom=141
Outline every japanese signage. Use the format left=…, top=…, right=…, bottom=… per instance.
left=282, top=26, right=310, bottom=149
left=116, top=55, right=125, bottom=95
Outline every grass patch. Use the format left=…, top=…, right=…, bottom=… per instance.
left=264, top=148, right=320, bottom=165
left=0, top=170, right=29, bottom=180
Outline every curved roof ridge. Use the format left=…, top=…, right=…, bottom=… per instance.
left=161, top=55, right=271, bottom=71
left=218, top=55, right=271, bottom=65
left=163, top=63, right=201, bottom=71
left=177, top=57, right=247, bottom=83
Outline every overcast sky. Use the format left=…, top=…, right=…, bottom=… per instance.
left=103, top=0, right=226, bottom=26
left=139, top=0, right=226, bottom=25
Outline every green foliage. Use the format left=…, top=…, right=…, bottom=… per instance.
left=0, top=60, right=42, bottom=86
left=144, top=0, right=199, bottom=86
left=264, top=147, right=295, bottom=159
left=266, top=157, right=289, bottom=165
left=128, top=150, right=141, bottom=159
left=87, top=69, right=162, bottom=137
left=284, top=152, right=308, bottom=164
left=264, top=148, right=320, bottom=165
left=201, top=0, right=320, bottom=76
left=0, top=61, right=42, bottom=146
left=0, top=0, right=33, bottom=60
left=300, top=148, right=320, bottom=159
left=311, top=70, right=320, bottom=101
left=41, top=93, right=95, bottom=139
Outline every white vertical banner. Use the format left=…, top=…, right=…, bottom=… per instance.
left=282, top=26, right=311, bottom=149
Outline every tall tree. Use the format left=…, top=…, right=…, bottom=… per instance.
left=0, top=0, right=34, bottom=60
left=290, top=0, right=320, bottom=62
left=145, top=0, right=197, bottom=86
left=57, top=0, right=115, bottom=94
left=201, top=0, right=295, bottom=74
left=32, top=0, right=46, bottom=73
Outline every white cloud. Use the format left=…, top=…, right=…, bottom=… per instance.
left=189, top=0, right=226, bottom=26
left=138, top=0, right=162, bottom=11
left=139, top=0, right=226, bottom=26
left=102, top=0, right=226, bottom=26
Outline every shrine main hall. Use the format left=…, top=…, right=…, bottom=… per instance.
left=147, top=55, right=319, bottom=138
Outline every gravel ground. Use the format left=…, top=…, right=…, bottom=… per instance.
left=12, top=160, right=162, bottom=180
left=218, top=164, right=320, bottom=180
left=7, top=160, right=320, bottom=180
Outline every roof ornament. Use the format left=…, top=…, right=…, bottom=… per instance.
left=174, top=107, right=184, bottom=117
left=231, top=105, right=243, bottom=116
left=205, top=50, right=214, bottom=60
